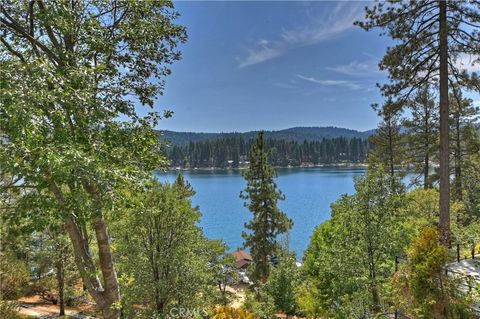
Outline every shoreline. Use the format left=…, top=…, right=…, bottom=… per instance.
left=161, top=162, right=369, bottom=172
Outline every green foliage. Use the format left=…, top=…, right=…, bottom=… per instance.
left=163, top=127, right=373, bottom=146
left=263, top=252, right=300, bottom=316
left=450, top=93, right=480, bottom=201
left=207, top=240, right=238, bottom=306
left=244, top=290, right=276, bottom=319
left=401, top=188, right=440, bottom=234
left=28, top=276, right=58, bottom=304
left=403, top=85, right=439, bottom=189
left=0, top=300, right=20, bottom=319
left=357, top=0, right=480, bottom=247
left=1, top=2, right=186, bottom=315
left=168, top=136, right=372, bottom=168
left=211, top=306, right=254, bottom=319
left=394, top=227, right=475, bottom=318
left=0, top=251, right=29, bottom=300
left=356, top=2, right=480, bottom=99
left=368, top=105, right=406, bottom=178
left=241, top=132, right=292, bottom=283
left=113, top=179, right=216, bottom=318
left=463, top=153, right=480, bottom=220
left=295, top=281, right=323, bottom=318
left=302, top=168, right=406, bottom=317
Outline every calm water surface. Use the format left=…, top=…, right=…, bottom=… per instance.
left=155, top=167, right=366, bottom=257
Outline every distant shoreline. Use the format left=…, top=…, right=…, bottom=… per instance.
left=162, top=162, right=369, bottom=172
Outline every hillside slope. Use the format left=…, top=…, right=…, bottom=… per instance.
left=161, top=126, right=375, bottom=145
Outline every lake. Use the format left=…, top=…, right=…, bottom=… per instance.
left=156, top=167, right=367, bottom=258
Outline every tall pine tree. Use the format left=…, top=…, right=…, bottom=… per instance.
left=240, top=132, right=292, bottom=284
left=403, top=85, right=439, bottom=189
left=449, top=92, right=480, bottom=201
left=357, top=1, right=480, bottom=245
left=369, top=102, right=405, bottom=179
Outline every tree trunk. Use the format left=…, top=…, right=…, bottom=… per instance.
left=454, top=114, right=463, bottom=200
left=64, top=217, right=120, bottom=319
left=48, top=180, right=119, bottom=318
left=56, top=249, right=65, bottom=316
left=438, top=0, right=450, bottom=246
left=93, top=217, right=121, bottom=319
left=424, top=105, right=430, bottom=189
left=371, top=283, right=381, bottom=313
left=388, top=117, right=395, bottom=178
left=424, top=152, right=429, bottom=189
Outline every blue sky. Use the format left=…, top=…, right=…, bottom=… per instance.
left=140, top=1, right=394, bottom=132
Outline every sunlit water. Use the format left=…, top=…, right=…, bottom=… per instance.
left=155, top=167, right=370, bottom=258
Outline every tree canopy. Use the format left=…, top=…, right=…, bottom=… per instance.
left=1, top=1, right=186, bottom=317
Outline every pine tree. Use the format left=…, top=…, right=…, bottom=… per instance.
left=174, top=173, right=196, bottom=198
left=357, top=1, right=480, bottom=245
left=240, top=132, right=292, bottom=284
left=369, top=103, right=405, bottom=179
left=403, top=85, right=439, bottom=189
left=449, top=92, right=480, bottom=201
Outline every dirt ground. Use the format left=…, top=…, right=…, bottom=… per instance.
left=17, top=295, right=95, bottom=318
left=225, top=285, right=246, bottom=308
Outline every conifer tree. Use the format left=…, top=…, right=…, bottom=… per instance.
left=449, top=92, right=480, bottom=201
left=403, top=85, right=439, bottom=189
left=357, top=1, right=480, bottom=245
left=369, top=103, right=405, bottom=179
left=240, top=132, right=292, bottom=284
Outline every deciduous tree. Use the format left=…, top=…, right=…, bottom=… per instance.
left=303, top=168, right=405, bottom=316
left=113, top=179, right=215, bottom=318
left=0, top=1, right=186, bottom=317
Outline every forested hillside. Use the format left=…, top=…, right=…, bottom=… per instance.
left=161, top=126, right=375, bottom=145
left=165, top=136, right=372, bottom=168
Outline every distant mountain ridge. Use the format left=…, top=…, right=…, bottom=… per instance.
left=161, top=126, right=376, bottom=145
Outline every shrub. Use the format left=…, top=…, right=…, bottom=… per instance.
left=394, top=227, right=475, bottom=318
left=0, top=252, right=30, bottom=300
left=211, top=305, right=254, bottom=319
left=0, top=300, right=20, bottom=319
left=244, top=290, right=276, bottom=319
left=28, top=276, right=57, bottom=304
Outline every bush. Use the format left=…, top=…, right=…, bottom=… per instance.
left=244, top=290, right=276, bottom=319
left=211, top=305, right=254, bottom=319
left=394, top=227, right=475, bottom=318
left=28, top=276, right=57, bottom=304
left=0, top=300, right=20, bottom=319
left=0, top=252, right=30, bottom=300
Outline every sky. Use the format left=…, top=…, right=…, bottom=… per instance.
left=136, top=1, right=476, bottom=133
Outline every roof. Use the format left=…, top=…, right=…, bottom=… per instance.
left=233, top=250, right=252, bottom=269
left=233, top=249, right=252, bottom=262
left=235, top=259, right=251, bottom=269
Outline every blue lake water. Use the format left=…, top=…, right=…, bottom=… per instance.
left=155, top=167, right=367, bottom=258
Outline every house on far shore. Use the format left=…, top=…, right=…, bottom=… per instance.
left=233, top=249, right=252, bottom=270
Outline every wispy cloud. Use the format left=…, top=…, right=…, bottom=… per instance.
left=326, top=60, right=381, bottom=76
left=240, top=40, right=283, bottom=68
left=326, top=53, right=384, bottom=76
left=296, top=74, right=362, bottom=90
left=238, top=2, right=364, bottom=68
